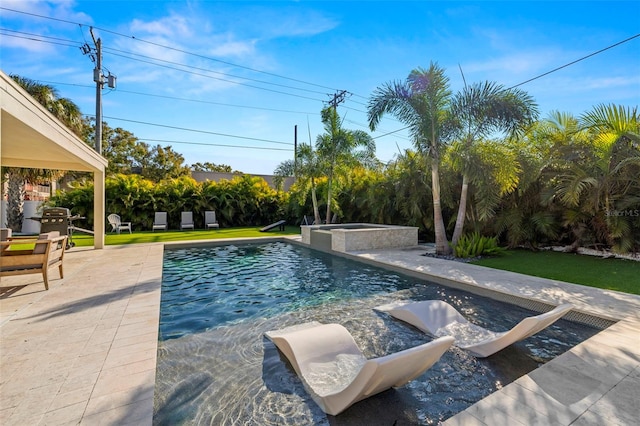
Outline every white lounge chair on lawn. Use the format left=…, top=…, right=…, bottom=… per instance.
left=180, top=212, right=195, bottom=230
left=375, top=300, right=573, bottom=358
left=152, top=212, right=168, bottom=231
left=107, top=214, right=132, bottom=234
left=265, top=321, right=454, bottom=416
left=204, top=211, right=219, bottom=229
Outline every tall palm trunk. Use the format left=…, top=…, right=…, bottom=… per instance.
left=6, top=169, right=25, bottom=232
left=325, top=174, right=333, bottom=224
left=451, top=173, right=470, bottom=246
left=311, top=177, right=321, bottom=224
left=431, top=159, right=450, bottom=254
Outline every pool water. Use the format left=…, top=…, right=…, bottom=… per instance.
left=154, top=242, right=600, bottom=425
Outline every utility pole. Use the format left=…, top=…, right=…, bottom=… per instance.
left=327, top=90, right=349, bottom=110
left=92, top=29, right=102, bottom=155
left=82, top=27, right=116, bottom=155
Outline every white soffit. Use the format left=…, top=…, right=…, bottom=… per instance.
left=0, top=70, right=107, bottom=172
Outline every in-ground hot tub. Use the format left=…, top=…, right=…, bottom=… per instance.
left=301, top=223, right=418, bottom=252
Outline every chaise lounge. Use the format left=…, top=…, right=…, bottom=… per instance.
left=265, top=321, right=454, bottom=415
left=375, top=300, right=573, bottom=358
left=152, top=212, right=168, bottom=231
left=180, top=212, right=195, bottom=230
left=0, top=232, right=68, bottom=290
left=204, top=211, right=219, bottom=229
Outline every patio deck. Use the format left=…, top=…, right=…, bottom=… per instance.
left=0, top=240, right=638, bottom=425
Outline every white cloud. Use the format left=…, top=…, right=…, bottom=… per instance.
left=266, top=9, right=339, bottom=38
left=582, top=75, right=640, bottom=90
left=207, top=38, right=257, bottom=59
left=0, top=32, right=55, bottom=53
left=2, top=0, right=91, bottom=22
left=130, top=14, right=193, bottom=39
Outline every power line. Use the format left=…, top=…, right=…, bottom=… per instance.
left=5, top=6, right=638, bottom=150
left=98, top=115, right=294, bottom=146
left=507, top=33, right=640, bottom=89
left=371, top=126, right=411, bottom=140
left=138, top=138, right=293, bottom=152
left=39, top=77, right=408, bottom=139
left=0, top=28, right=82, bottom=47
left=102, top=45, right=329, bottom=96
left=0, top=29, right=81, bottom=49
left=33, top=79, right=320, bottom=115
left=1, top=29, right=329, bottom=102
left=3, top=6, right=638, bottom=101
left=367, top=34, right=640, bottom=141
left=103, top=50, right=326, bottom=102
left=0, top=6, right=340, bottom=93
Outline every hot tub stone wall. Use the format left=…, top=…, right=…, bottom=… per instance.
left=301, top=223, right=418, bottom=252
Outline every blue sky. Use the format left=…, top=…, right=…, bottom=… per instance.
left=1, top=1, right=639, bottom=175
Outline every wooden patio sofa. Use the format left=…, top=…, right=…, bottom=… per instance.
left=0, top=232, right=68, bottom=290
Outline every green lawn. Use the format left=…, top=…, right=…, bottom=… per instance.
left=472, top=249, right=640, bottom=295
left=70, top=226, right=300, bottom=246
left=68, top=230, right=639, bottom=295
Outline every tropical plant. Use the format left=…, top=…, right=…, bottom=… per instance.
left=10, top=75, right=85, bottom=136
left=337, top=166, right=389, bottom=224
left=368, top=63, right=454, bottom=254
left=542, top=105, right=640, bottom=253
left=50, top=174, right=290, bottom=230
left=448, top=81, right=539, bottom=246
left=316, top=106, right=377, bottom=224
left=445, top=139, right=523, bottom=227
left=105, top=174, right=155, bottom=229
left=274, top=146, right=324, bottom=225
left=387, top=149, right=434, bottom=229
left=452, top=231, right=505, bottom=258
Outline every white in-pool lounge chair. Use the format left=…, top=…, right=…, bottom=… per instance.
left=265, top=321, right=454, bottom=416
left=152, top=212, right=168, bottom=231
left=180, top=212, right=195, bottom=230
left=375, top=300, right=573, bottom=358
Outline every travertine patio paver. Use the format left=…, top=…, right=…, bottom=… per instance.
left=0, top=243, right=163, bottom=426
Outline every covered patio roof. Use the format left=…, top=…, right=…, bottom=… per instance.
left=0, top=69, right=107, bottom=248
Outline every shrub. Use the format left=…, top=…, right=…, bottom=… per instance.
left=453, top=232, right=505, bottom=258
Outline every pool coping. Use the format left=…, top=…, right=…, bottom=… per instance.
left=0, top=237, right=638, bottom=425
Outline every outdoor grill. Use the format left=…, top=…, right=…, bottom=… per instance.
left=30, top=208, right=91, bottom=248
left=40, top=207, right=72, bottom=235
left=39, top=207, right=87, bottom=248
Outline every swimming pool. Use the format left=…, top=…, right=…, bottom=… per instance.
left=154, top=241, right=600, bottom=425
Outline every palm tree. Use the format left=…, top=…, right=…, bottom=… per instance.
left=449, top=81, right=538, bottom=246
left=446, top=138, right=523, bottom=228
left=316, top=106, right=376, bottom=224
left=541, top=105, right=640, bottom=253
left=10, top=75, right=85, bottom=135
left=579, top=104, right=640, bottom=252
left=388, top=150, right=435, bottom=229
left=368, top=63, right=453, bottom=254
left=280, top=143, right=323, bottom=224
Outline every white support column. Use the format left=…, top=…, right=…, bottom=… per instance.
left=94, top=169, right=105, bottom=249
